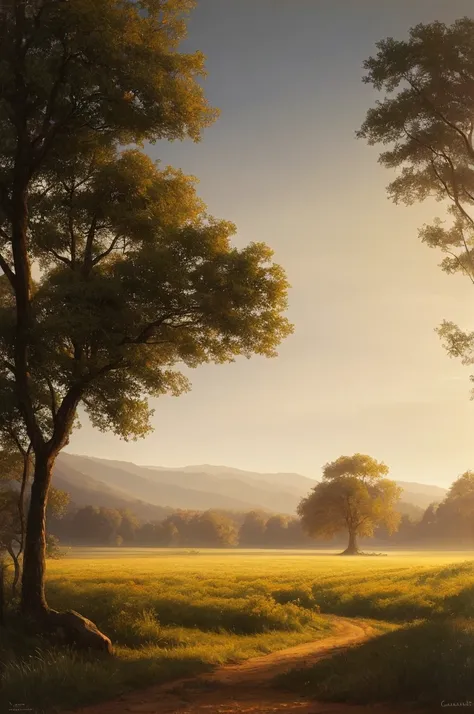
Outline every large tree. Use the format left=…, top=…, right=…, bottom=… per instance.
left=358, top=19, right=474, bottom=386
left=298, top=454, right=401, bottom=554
left=436, top=471, right=474, bottom=541
left=0, top=0, right=292, bottom=636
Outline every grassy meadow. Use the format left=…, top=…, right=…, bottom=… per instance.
left=2, top=548, right=474, bottom=712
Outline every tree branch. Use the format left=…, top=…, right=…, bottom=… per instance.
left=0, top=252, right=15, bottom=287
left=83, top=214, right=98, bottom=274
left=48, top=248, right=72, bottom=268
left=45, top=376, right=58, bottom=421
left=92, top=233, right=122, bottom=266
left=404, top=72, right=474, bottom=162
left=403, top=126, right=474, bottom=280
left=444, top=248, right=474, bottom=285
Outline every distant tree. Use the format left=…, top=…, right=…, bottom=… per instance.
left=71, top=505, right=122, bottom=545
left=446, top=471, right=474, bottom=504
left=437, top=472, right=474, bottom=541
left=196, top=511, right=238, bottom=547
left=264, top=515, right=290, bottom=547
left=0, top=482, right=69, bottom=596
left=0, top=0, right=293, bottom=633
left=298, top=454, right=401, bottom=554
left=0, top=421, right=33, bottom=596
left=395, top=514, right=419, bottom=543
left=161, top=521, right=180, bottom=547
left=0, top=489, right=22, bottom=592
left=139, top=522, right=156, bottom=546
left=358, top=19, right=474, bottom=390
left=117, top=510, right=140, bottom=543
left=239, top=511, right=268, bottom=546
left=162, top=512, right=194, bottom=546
left=47, top=488, right=70, bottom=521
left=286, top=517, right=313, bottom=547
left=417, top=502, right=440, bottom=542
left=138, top=521, right=166, bottom=546
left=160, top=510, right=238, bottom=547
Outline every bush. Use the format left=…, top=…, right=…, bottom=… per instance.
left=272, top=586, right=318, bottom=611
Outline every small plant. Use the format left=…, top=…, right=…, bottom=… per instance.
left=45, top=536, right=69, bottom=560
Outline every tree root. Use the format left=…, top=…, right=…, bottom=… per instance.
left=339, top=549, right=387, bottom=556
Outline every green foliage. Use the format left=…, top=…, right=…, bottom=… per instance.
left=447, top=470, right=474, bottom=502
left=0, top=0, right=292, bottom=447
left=359, top=18, right=474, bottom=391
left=431, top=472, right=474, bottom=542
left=46, top=487, right=70, bottom=519
left=0, top=489, right=21, bottom=552
left=0, top=0, right=217, bottom=172
left=239, top=510, right=268, bottom=546
left=50, top=505, right=318, bottom=548
left=1, top=145, right=293, bottom=443
left=322, top=453, right=389, bottom=482
left=298, top=454, right=401, bottom=547
left=45, top=534, right=68, bottom=560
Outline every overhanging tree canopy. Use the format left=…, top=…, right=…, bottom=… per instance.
left=358, top=18, right=474, bottom=389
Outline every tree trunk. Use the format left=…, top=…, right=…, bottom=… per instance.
left=18, top=446, right=32, bottom=558
left=10, top=446, right=31, bottom=599
left=20, top=451, right=53, bottom=615
left=341, top=529, right=359, bottom=555
left=7, top=544, right=21, bottom=598
left=11, top=552, right=21, bottom=598
left=0, top=561, right=5, bottom=626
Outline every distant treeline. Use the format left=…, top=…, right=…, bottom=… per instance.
left=49, top=496, right=474, bottom=549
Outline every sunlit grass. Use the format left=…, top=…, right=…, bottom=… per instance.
left=1, top=548, right=474, bottom=712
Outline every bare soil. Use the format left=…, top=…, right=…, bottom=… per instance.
left=72, top=617, right=426, bottom=714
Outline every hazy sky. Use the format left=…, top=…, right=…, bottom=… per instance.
left=69, top=0, right=474, bottom=486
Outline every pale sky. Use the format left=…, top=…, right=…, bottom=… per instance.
left=69, top=0, right=474, bottom=487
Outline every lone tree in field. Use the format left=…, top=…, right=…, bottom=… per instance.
left=358, top=18, right=474, bottom=390
left=0, top=0, right=292, bottom=641
left=298, top=454, right=401, bottom=555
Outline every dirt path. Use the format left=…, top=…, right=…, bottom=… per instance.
left=74, top=617, right=422, bottom=714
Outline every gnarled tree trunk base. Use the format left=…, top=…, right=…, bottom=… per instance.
left=339, top=547, right=361, bottom=555
left=27, top=608, right=113, bottom=655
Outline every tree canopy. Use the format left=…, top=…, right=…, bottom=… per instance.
left=1, top=145, right=292, bottom=443
left=298, top=454, right=401, bottom=554
left=358, top=18, right=474, bottom=390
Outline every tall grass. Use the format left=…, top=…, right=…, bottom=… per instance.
left=1, top=549, right=473, bottom=712
left=277, top=618, right=474, bottom=706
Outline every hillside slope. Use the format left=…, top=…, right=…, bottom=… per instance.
left=54, top=453, right=447, bottom=517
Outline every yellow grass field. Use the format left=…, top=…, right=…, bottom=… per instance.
left=2, top=548, right=474, bottom=713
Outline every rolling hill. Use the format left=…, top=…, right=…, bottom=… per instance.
left=52, top=453, right=447, bottom=519
left=395, top=481, right=447, bottom=509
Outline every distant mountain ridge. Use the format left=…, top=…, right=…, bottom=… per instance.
left=53, top=453, right=448, bottom=518
left=395, top=480, right=447, bottom=508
